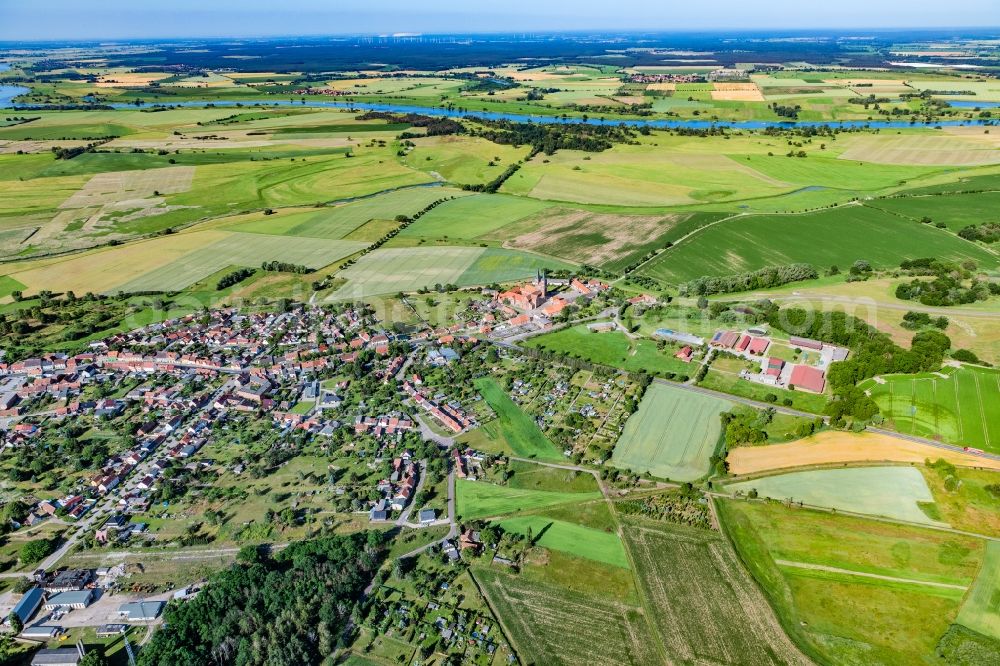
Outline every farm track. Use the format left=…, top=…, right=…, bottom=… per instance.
left=773, top=559, right=969, bottom=590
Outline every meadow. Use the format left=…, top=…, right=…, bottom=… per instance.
left=718, top=499, right=987, bottom=665
left=860, top=365, right=1000, bottom=454
left=641, top=204, right=999, bottom=284
left=455, top=479, right=600, bottom=520
left=867, top=190, right=1000, bottom=232
left=523, top=326, right=694, bottom=377
left=611, top=382, right=731, bottom=481
left=497, top=515, right=630, bottom=569
left=622, top=519, right=808, bottom=666
left=726, top=466, right=943, bottom=526
left=474, top=377, right=563, bottom=461
left=956, top=541, right=1000, bottom=641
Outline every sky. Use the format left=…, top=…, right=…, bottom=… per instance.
left=1, top=0, right=998, bottom=41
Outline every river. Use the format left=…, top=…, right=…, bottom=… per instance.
left=5, top=92, right=999, bottom=130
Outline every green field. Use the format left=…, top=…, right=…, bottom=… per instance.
left=396, top=193, right=550, bottom=240
left=956, top=540, right=1000, bottom=640
left=227, top=187, right=466, bottom=239
left=524, top=326, right=694, bottom=377
left=329, top=246, right=572, bottom=299
left=867, top=191, right=1000, bottom=232
left=497, top=515, right=629, bottom=569
left=115, top=233, right=366, bottom=293
left=612, top=382, right=732, bottom=481
left=719, top=499, right=986, bottom=665
left=860, top=365, right=1000, bottom=454
left=727, top=466, right=943, bottom=526
left=622, top=519, right=807, bottom=665
left=698, top=368, right=829, bottom=414
left=474, top=377, right=563, bottom=461
left=640, top=204, right=999, bottom=284
left=455, top=478, right=600, bottom=520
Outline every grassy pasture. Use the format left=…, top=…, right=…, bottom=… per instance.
left=623, top=519, right=808, bottom=666
left=401, top=134, right=530, bottom=184
left=497, top=515, right=630, bottom=569
left=866, top=190, right=1000, bottom=232
left=956, top=541, right=1000, bottom=640
left=860, top=365, right=1000, bottom=454
left=719, top=499, right=984, bottom=665
left=473, top=566, right=659, bottom=666
left=612, top=382, right=731, bottom=481
left=523, top=326, right=694, bottom=378
left=455, top=479, right=600, bottom=520
left=641, top=204, right=998, bottom=284
left=474, top=377, right=563, bottom=461
left=726, top=466, right=943, bottom=526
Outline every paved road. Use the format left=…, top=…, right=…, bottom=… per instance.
left=397, top=469, right=457, bottom=559
left=395, top=460, right=428, bottom=527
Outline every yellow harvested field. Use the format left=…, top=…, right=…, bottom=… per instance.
left=646, top=83, right=677, bottom=91
left=613, top=96, right=647, bottom=105
left=6, top=230, right=230, bottom=294
left=711, top=85, right=765, bottom=101
left=727, top=430, right=1000, bottom=476
left=0, top=140, right=91, bottom=154
left=94, top=72, right=172, bottom=87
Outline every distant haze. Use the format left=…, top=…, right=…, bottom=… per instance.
left=1, top=0, right=998, bottom=41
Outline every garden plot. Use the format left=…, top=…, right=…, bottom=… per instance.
left=473, top=567, right=659, bottom=666
left=726, top=466, right=944, bottom=526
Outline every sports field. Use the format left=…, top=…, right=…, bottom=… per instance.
left=956, top=541, right=1000, bottom=640
left=474, top=377, right=563, bottom=461
left=860, top=366, right=1000, bottom=454
left=640, top=204, right=999, bottom=284
left=719, top=499, right=985, bottom=665
left=727, top=430, right=1000, bottom=476
left=622, top=520, right=809, bottom=666
left=726, top=466, right=944, bottom=526
left=455, top=479, right=600, bottom=520
left=329, top=246, right=572, bottom=299
left=497, top=515, right=630, bottom=569
left=611, top=382, right=732, bottom=481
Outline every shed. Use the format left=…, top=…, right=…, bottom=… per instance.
left=21, top=625, right=62, bottom=639
left=43, top=589, right=94, bottom=610
left=419, top=509, right=437, bottom=524
left=30, top=648, right=81, bottom=666
left=11, top=587, right=44, bottom=624
left=789, top=365, right=826, bottom=393
left=117, top=600, right=165, bottom=622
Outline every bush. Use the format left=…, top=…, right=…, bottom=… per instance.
left=19, top=538, right=54, bottom=565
